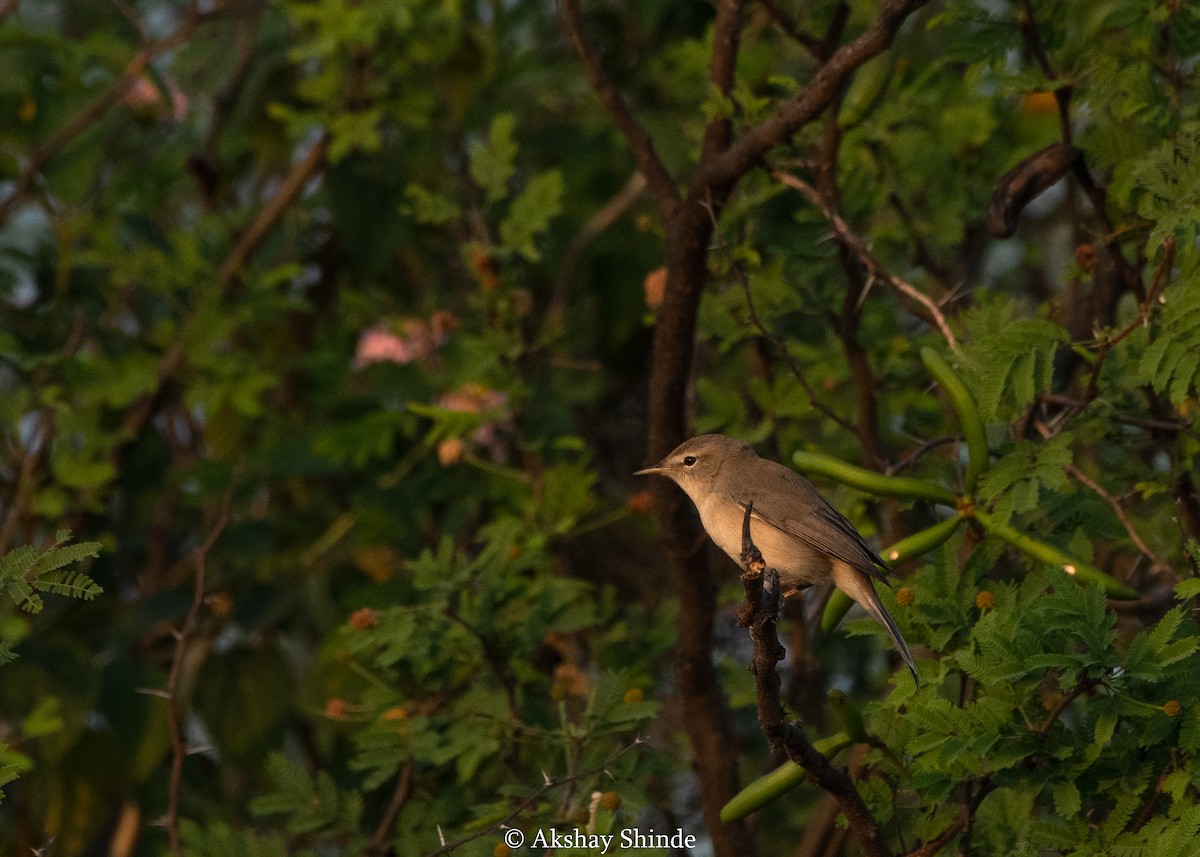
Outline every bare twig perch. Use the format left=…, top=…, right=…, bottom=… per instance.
left=736, top=502, right=893, bottom=857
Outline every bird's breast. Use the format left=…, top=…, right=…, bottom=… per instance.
left=696, top=495, right=831, bottom=586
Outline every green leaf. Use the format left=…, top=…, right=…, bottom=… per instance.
left=469, top=113, right=518, bottom=203
left=1052, top=780, right=1081, bottom=817
left=498, top=169, right=563, bottom=261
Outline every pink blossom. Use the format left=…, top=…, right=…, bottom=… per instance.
left=354, top=315, right=457, bottom=369
left=354, top=325, right=423, bottom=367
left=437, top=384, right=511, bottom=457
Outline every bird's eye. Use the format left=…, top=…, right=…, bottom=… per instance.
left=682, top=455, right=697, bottom=467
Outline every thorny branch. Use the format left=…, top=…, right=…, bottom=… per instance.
left=771, top=170, right=961, bottom=354
left=421, top=740, right=644, bottom=857
left=736, top=503, right=894, bottom=857
left=164, top=501, right=232, bottom=857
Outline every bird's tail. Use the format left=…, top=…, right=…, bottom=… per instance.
left=831, top=561, right=920, bottom=688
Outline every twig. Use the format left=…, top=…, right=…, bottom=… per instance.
left=0, top=409, right=53, bottom=556
left=701, top=198, right=859, bottom=438
left=421, top=740, right=643, bottom=857
left=736, top=503, right=893, bottom=857
left=901, top=780, right=993, bottom=857
left=559, top=0, right=680, bottom=217
left=699, top=0, right=746, bottom=162
left=757, top=0, right=824, bottom=59
left=0, top=1, right=214, bottom=226
left=771, top=170, right=960, bottom=354
left=164, top=503, right=232, bottom=857
left=549, top=170, right=648, bottom=325
left=1066, top=464, right=1166, bottom=572
left=886, top=436, right=958, bottom=476
left=1083, top=236, right=1174, bottom=402
left=693, top=0, right=933, bottom=192
left=1015, top=0, right=1142, bottom=302
left=1036, top=679, right=1094, bottom=734
left=217, top=132, right=331, bottom=287
left=370, top=762, right=414, bottom=853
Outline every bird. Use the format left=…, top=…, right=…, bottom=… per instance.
left=636, top=433, right=918, bottom=686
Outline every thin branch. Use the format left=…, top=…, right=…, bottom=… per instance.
left=1084, top=236, right=1174, bottom=402
left=737, top=503, right=893, bottom=857
left=1015, top=0, right=1142, bottom=302
left=549, top=170, right=648, bottom=324
left=757, top=0, right=824, bottom=59
left=695, top=0, right=933, bottom=192
left=0, top=2, right=215, bottom=226
left=370, top=762, right=414, bottom=853
left=700, top=0, right=746, bottom=162
left=0, top=409, right=53, bottom=556
left=559, top=0, right=680, bottom=218
left=164, top=502, right=232, bottom=857
left=901, top=780, right=993, bottom=857
left=702, top=199, right=859, bottom=437
left=1066, top=464, right=1166, bottom=572
left=772, top=169, right=960, bottom=354
left=1037, top=679, right=1094, bottom=734
left=218, top=132, right=331, bottom=287
left=421, top=741, right=643, bottom=857
left=887, top=436, right=958, bottom=476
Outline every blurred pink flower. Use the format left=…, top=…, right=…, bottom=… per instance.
left=437, top=383, right=511, bottom=457
left=354, top=315, right=457, bottom=369
left=124, top=76, right=188, bottom=122
left=355, top=325, right=423, bottom=367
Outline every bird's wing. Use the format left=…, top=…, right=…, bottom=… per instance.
left=748, top=460, right=892, bottom=585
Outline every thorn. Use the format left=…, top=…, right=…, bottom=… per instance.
left=437, top=825, right=445, bottom=846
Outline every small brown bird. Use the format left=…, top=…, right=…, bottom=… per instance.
left=637, top=434, right=918, bottom=686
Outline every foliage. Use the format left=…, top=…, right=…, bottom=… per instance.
left=0, top=0, right=1198, bottom=855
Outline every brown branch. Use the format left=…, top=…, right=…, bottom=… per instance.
left=700, top=0, right=746, bottom=162
left=737, top=503, right=893, bottom=857
left=164, top=503, right=232, bottom=857
left=1084, top=236, right=1174, bottom=402
left=902, top=780, right=993, bottom=857
left=0, top=2, right=214, bottom=226
left=370, top=762, right=413, bottom=854
left=549, top=170, right=648, bottom=325
left=1037, top=679, right=1093, bottom=734
left=0, top=409, right=53, bottom=556
left=772, top=170, right=960, bottom=353
left=559, top=0, right=680, bottom=218
left=421, top=741, right=643, bottom=857
left=1066, top=464, right=1166, bottom=572
left=757, top=0, right=824, bottom=59
left=702, top=199, right=859, bottom=437
left=217, top=132, right=331, bottom=287
left=694, top=0, right=932, bottom=192
left=1014, top=0, right=1142, bottom=305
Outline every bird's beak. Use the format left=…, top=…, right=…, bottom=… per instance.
left=634, top=462, right=665, bottom=477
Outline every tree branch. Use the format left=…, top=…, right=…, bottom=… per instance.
left=164, top=502, right=232, bottom=857
left=217, top=132, right=331, bottom=287
left=772, top=170, right=960, bottom=353
left=694, top=0, right=932, bottom=192
left=559, top=0, right=680, bottom=218
left=700, top=0, right=746, bottom=162
left=0, top=2, right=217, bottom=226
left=736, top=503, right=893, bottom=857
